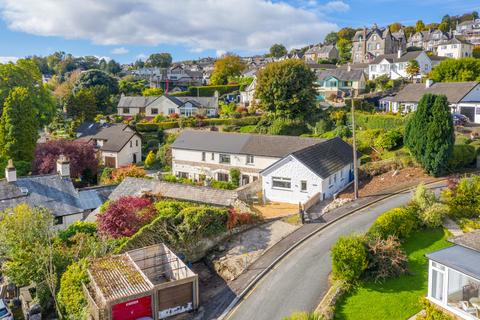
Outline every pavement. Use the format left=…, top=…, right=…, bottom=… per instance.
left=224, top=180, right=447, bottom=320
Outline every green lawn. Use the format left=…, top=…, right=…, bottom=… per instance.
left=334, top=228, right=451, bottom=320
left=239, top=125, right=257, bottom=133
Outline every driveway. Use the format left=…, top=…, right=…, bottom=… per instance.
left=226, top=182, right=446, bottom=320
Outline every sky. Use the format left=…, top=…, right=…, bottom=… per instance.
left=0, top=0, right=478, bottom=64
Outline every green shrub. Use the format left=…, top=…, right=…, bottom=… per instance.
left=230, top=168, right=240, bottom=187
left=313, top=119, right=333, bottom=135
left=368, top=207, right=418, bottom=239
left=57, top=260, right=89, bottom=319
left=146, top=139, right=160, bottom=150
left=162, top=173, right=178, bottom=183
left=58, top=221, right=97, bottom=244
left=210, top=180, right=236, bottom=190
left=421, top=203, right=449, bottom=228
left=374, top=129, right=403, bottom=151
left=351, top=112, right=405, bottom=130
left=413, top=183, right=437, bottom=210
left=418, top=297, right=454, bottom=320
left=442, top=176, right=480, bottom=218
left=448, top=144, right=476, bottom=169
left=222, top=125, right=240, bottom=132
left=100, top=167, right=114, bottom=184
left=455, top=134, right=471, bottom=145
left=239, top=125, right=257, bottom=133
left=186, top=84, right=243, bottom=97
left=267, top=118, right=307, bottom=136
left=334, top=125, right=351, bottom=138
left=331, top=234, right=368, bottom=282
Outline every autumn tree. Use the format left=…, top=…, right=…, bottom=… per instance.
left=146, top=53, right=173, bottom=68
left=210, top=54, right=246, bottom=85
left=415, top=20, right=426, bottom=32
left=324, top=32, right=338, bottom=44
left=405, top=59, right=420, bottom=80
left=142, top=87, right=164, bottom=96
left=337, top=27, right=357, bottom=40
left=269, top=44, right=288, bottom=58
left=255, top=59, right=317, bottom=120
left=389, top=23, right=402, bottom=33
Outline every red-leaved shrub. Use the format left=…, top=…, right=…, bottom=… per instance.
left=98, top=196, right=156, bottom=238
left=227, top=208, right=257, bottom=230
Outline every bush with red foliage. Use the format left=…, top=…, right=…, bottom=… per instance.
left=33, top=139, right=97, bottom=179
left=169, top=113, right=179, bottom=119
left=98, top=196, right=156, bottom=238
left=227, top=208, right=258, bottom=230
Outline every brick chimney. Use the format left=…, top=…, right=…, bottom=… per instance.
left=397, top=49, right=402, bottom=59
left=5, top=159, right=16, bottom=183
left=56, top=154, right=70, bottom=178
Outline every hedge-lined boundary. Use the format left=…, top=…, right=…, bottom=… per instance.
left=136, top=116, right=261, bottom=131
left=170, top=84, right=246, bottom=97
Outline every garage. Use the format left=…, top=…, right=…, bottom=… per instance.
left=158, top=283, right=194, bottom=318
left=104, top=156, right=116, bottom=168
left=460, top=106, right=475, bottom=122
left=111, top=296, right=153, bottom=320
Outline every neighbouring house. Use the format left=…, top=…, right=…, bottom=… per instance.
left=76, top=123, right=142, bottom=168
left=304, top=45, right=339, bottom=62
left=368, top=50, right=434, bottom=80
left=117, top=94, right=219, bottom=118
left=132, top=65, right=203, bottom=91
left=407, top=29, right=451, bottom=51
left=436, top=37, right=474, bottom=59
left=379, top=81, right=480, bottom=122
left=426, top=231, right=480, bottom=320
left=351, top=25, right=406, bottom=64
left=0, top=158, right=111, bottom=229
left=239, top=77, right=257, bottom=107
left=316, top=68, right=367, bottom=101
left=455, top=19, right=480, bottom=45
left=84, top=244, right=199, bottom=320
left=260, top=137, right=356, bottom=204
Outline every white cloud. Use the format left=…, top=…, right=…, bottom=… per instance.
left=135, top=53, right=147, bottom=61
left=321, top=1, right=350, bottom=12
left=215, top=49, right=227, bottom=57
left=0, top=0, right=339, bottom=53
left=111, top=47, right=129, bottom=54
left=0, top=56, right=19, bottom=63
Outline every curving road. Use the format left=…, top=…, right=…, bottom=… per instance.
left=226, top=182, right=446, bottom=320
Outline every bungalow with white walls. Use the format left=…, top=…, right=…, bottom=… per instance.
left=76, top=123, right=142, bottom=168
left=260, top=137, right=356, bottom=204
left=368, top=50, right=434, bottom=80
left=117, top=94, right=218, bottom=118
left=426, top=231, right=480, bottom=320
left=379, top=81, right=480, bottom=123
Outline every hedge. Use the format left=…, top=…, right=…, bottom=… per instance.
left=136, top=116, right=261, bottom=132
left=185, top=84, right=245, bottom=97
left=448, top=144, right=476, bottom=169
left=368, top=207, right=419, bottom=239
left=351, top=113, right=406, bottom=130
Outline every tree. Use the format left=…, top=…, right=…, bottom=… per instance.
left=98, top=196, right=156, bottom=238
left=64, top=88, right=97, bottom=121
left=324, top=32, right=338, bottom=44
left=146, top=53, right=172, bottom=68
left=119, top=76, right=148, bottom=95
left=255, top=59, right=316, bottom=120
left=403, top=26, right=416, bottom=39
left=429, top=58, right=480, bottom=82
left=106, top=59, right=121, bottom=75
left=405, top=94, right=454, bottom=176
left=73, top=69, right=119, bottom=114
left=142, top=87, right=164, bottom=96
left=389, top=23, right=402, bottom=33
left=0, top=87, right=38, bottom=162
left=336, top=38, right=352, bottom=64
left=210, top=54, right=246, bottom=85
left=33, top=139, right=97, bottom=180
left=57, top=260, right=89, bottom=319
left=337, top=27, right=357, bottom=40
left=269, top=44, right=287, bottom=58
left=415, top=20, right=425, bottom=32
left=405, top=59, right=420, bottom=80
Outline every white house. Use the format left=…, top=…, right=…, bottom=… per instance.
left=260, top=137, right=356, bottom=204
left=368, top=50, right=433, bottom=80
left=426, top=231, right=480, bottom=319
left=436, top=37, right=474, bottom=59
left=379, top=81, right=480, bottom=123
left=76, top=123, right=142, bottom=168
left=239, top=78, right=257, bottom=107
left=117, top=94, right=218, bottom=118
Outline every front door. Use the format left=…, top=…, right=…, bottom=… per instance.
left=104, top=156, right=116, bottom=168
left=133, top=153, right=137, bottom=163
left=241, top=175, right=250, bottom=186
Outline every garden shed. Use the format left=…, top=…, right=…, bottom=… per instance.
left=84, top=244, right=199, bottom=320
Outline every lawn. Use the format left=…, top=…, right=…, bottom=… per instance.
left=334, top=228, right=451, bottom=320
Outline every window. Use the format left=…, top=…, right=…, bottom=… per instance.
left=376, top=43, right=381, bottom=50
left=217, top=172, right=229, bottom=182
left=430, top=268, right=444, bottom=301
left=340, top=170, right=344, bottom=180
left=123, top=107, right=130, bottom=114
left=301, top=180, right=307, bottom=192
left=168, top=108, right=176, bottom=114
left=177, top=171, right=189, bottom=179
left=334, top=173, right=337, bottom=183
left=202, top=152, right=206, bottom=161
left=246, top=155, right=254, bottom=164
left=136, top=140, right=138, bottom=147
left=151, top=108, right=158, bottom=115
left=329, top=176, right=333, bottom=187
left=272, top=177, right=291, bottom=189
left=219, top=154, right=231, bottom=164
left=54, top=216, right=64, bottom=225
left=130, top=141, right=132, bottom=148
left=211, top=153, right=215, bottom=160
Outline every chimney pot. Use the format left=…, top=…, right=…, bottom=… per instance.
left=57, top=154, right=71, bottom=178
left=397, top=49, right=402, bottom=59
left=5, top=159, right=17, bottom=183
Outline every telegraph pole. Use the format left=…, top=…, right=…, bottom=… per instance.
left=352, top=98, right=359, bottom=200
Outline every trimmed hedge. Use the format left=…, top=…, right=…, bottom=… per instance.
left=185, top=84, right=245, bottom=97
left=448, top=144, right=476, bottom=169
left=352, top=113, right=406, bottom=130
left=368, top=207, right=419, bottom=239
left=136, top=116, right=261, bottom=132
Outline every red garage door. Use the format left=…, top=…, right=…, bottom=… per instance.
left=112, top=296, right=152, bottom=320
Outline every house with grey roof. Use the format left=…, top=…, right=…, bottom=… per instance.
left=426, top=230, right=480, bottom=319
left=368, top=50, right=437, bottom=80
left=171, top=131, right=356, bottom=204
left=0, top=158, right=112, bottom=229
left=407, top=29, right=451, bottom=51
left=455, top=19, right=480, bottom=45
left=436, top=37, right=474, bottom=59
left=76, top=123, right=142, bottom=168
left=117, top=94, right=218, bottom=119
left=380, top=81, right=480, bottom=122
left=304, top=45, right=339, bottom=62
left=315, top=67, right=367, bottom=101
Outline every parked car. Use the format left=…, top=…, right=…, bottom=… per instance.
left=452, top=113, right=469, bottom=126
left=0, top=299, right=13, bottom=320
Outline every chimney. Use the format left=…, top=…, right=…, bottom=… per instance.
left=5, top=159, right=16, bottom=183
left=56, top=154, right=70, bottom=178
left=347, top=63, right=351, bottom=72
left=397, top=49, right=402, bottom=59
left=426, top=79, right=434, bottom=88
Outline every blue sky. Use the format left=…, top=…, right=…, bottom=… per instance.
left=0, top=0, right=478, bottom=64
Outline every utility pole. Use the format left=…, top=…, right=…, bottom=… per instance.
left=352, top=98, right=359, bottom=200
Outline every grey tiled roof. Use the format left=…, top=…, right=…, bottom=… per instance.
left=291, top=137, right=356, bottom=179
left=450, top=230, right=480, bottom=252
left=118, top=96, right=159, bottom=108
left=171, top=131, right=324, bottom=158
left=0, top=175, right=85, bottom=217
left=317, top=69, right=365, bottom=82
left=372, top=51, right=423, bottom=64
left=76, top=123, right=139, bottom=152
left=109, top=177, right=237, bottom=207
left=387, top=82, right=479, bottom=104
left=78, top=185, right=116, bottom=211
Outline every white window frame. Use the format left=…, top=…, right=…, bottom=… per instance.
left=300, top=180, right=307, bottom=192
left=272, top=177, right=292, bottom=190
left=219, top=154, right=231, bottom=164
left=202, top=152, right=206, bottom=161
left=246, top=155, right=254, bottom=165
